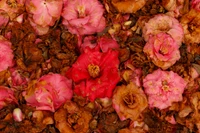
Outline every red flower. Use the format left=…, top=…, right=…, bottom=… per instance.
left=66, top=48, right=120, bottom=101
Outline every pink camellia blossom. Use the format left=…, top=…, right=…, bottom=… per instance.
left=143, top=69, right=187, bottom=110
left=24, top=73, right=73, bottom=112
left=0, top=36, right=14, bottom=72
left=25, top=0, right=63, bottom=35
left=191, top=0, right=200, bottom=12
left=142, top=14, right=184, bottom=46
left=143, top=32, right=181, bottom=70
left=62, top=0, right=106, bottom=35
left=66, top=48, right=120, bottom=101
left=0, top=86, right=17, bottom=110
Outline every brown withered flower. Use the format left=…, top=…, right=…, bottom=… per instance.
left=112, top=82, right=148, bottom=121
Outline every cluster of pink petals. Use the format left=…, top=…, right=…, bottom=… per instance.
left=191, top=0, right=200, bottom=12
left=143, top=69, right=187, bottom=110
left=80, top=36, right=119, bottom=53
left=143, top=32, right=181, bottom=70
left=25, top=0, right=63, bottom=35
left=0, top=86, right=17, bottom=110
left=0, top=0, right=25, bottom=22
left=142, top=14, right=184, bottom=46
left=9, top=68, right=28, bottom=87
left=24, top=73, right=73, bottom=112
left=62, top=0, right=106, bottom=35
left=66, top=48, right=120, bottom=101
left=0, top=36, right=14, bottom=72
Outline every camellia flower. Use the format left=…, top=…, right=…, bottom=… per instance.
left=25, top=0, right=63, bottom=35
left=66, top=48, right=120, bottom=101
left=143, top=32, right=181, bottom=70
left=0, top=36, right=14, bottom=72
left=112, top=82, right=148, bottom=121
left=62, top=0, right=106, bottom=35
left=80, top=36, right=119, bottom=53
left=143, top=69, right=187, bottom=110
left=142, top=14, right=184, bottom=46
left=0, top=86, right=17, bottom=110
left=24, top=73, right=73, bottom=112
left=191, top=0, right=200, bottom=12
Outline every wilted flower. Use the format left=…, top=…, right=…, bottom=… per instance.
left=143, top=69, right=187, bottom=110
left=25, top=0, right=63, bottom=35
left=0, top=10, right=9, bottom=29
left=80, top=36, right=119, bottom=53
left=0, top=86, right=17, bottom=110
left=24, top=73, right=73, bottom=112
left=112, top=82, right=148, bottom=121
left=0, top=36, right=14, bottom=72
left=9, top=68, right=28, bottom=87
left=0, top=0, right=25, bottom=21
left=111, top=0, right=146, bottom=13
left=66, top=48, right=120, bottom=101
left=142, top=14, right=184, bottom=46
left=191, top=0, right=200, bottom=12
left=62, top=0, right=106, bottom=35
left=143, top=32, right=181, bottom=70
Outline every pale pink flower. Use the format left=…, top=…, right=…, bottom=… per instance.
left=24, top=73, right=73, bottom=112
left=142, top=14, right=184, bottom=46
left=143, top=32, right=180, bottom=70
left=62, top=0, right=106, bottom=35
left=26, top=0, right=63, bottom=35
left=0, top=36, right=14, bottom=72
left=143, top=69, right=187, bottom=110
left=0, top=86, right=17, bottom=110
left=191, top=0, right=200, bottom=12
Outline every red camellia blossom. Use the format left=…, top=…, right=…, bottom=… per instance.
left=0, top=86, right=17, bottom=110
left=62, top=0, right=106, bottom=35
left=24, top=73, right=73, bottom=112
left=0, top=36, right=14, bottom=72
left=66, top=48, right=120, bottom=101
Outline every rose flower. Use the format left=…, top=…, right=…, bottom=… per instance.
left=66, top=48, right=120, bottom=101
left=24, top=73, right=73, bottom=112
left=143, top=32, right=181, bottom=70
left=0, top=86, right=17, bottom=110
left=112, top=82, right=148, bottom=121
left=25, top=0, right=63, bottom=35
left=142, top=14, right=184, bottom=46
left=0, top=36, right=14, bottom=72
left=62, top=0, right=106, bottom=35
left=143, top=69, right=187, bottom=110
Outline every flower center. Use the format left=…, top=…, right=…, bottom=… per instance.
left=123, top=92, right=138, bottom=109
left=88, top=64, right=100, bottom=78
left=162, top=80, right=170, bottom=91
left=77, top=5, right=86, bottom=18
left=159, top=45, right=168, bottom=55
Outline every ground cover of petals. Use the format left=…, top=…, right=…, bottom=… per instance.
left=1, top=0, right=200, bottom=133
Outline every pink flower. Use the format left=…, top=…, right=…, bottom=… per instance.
left=26, top=0, right=63, bottom=35
left=62, top=0, right=106, bottom=35
left=142, top=14, right=184, bottom=46
left=0, top=86, right=17, bottom=110
left=66, top=48, right=120, bottom=101
left=143, top=69, right=187, bottom=110
left=0, top=36, right=14, bottom=72
left=143, top=32, right=181, bottom=70
left=80, top=36, right=119, bottom=53
left=24, top=73, right=73, bottom=112
left=191, top=0, right=200, bottom=12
